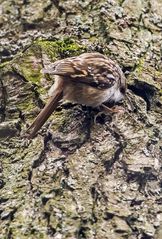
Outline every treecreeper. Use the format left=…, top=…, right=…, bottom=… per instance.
left=26, top=52, right=126, bottom=139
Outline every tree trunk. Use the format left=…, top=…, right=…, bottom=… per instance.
left=0, top=1, right=162, bottom=239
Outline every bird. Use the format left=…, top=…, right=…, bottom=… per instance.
left=26, top=52, right=126, bottom=139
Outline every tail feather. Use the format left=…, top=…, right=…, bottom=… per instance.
left=26, top=89, right=63, bottom=139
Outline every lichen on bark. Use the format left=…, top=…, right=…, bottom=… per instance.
left=0, top=1, right=162, bottom=239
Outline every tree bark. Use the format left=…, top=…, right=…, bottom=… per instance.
left=0, top=1, right=162, bottom=239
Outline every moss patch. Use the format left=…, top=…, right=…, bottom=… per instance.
left=36, top=38, right=87, bottom=60
left=10, top=38, right=87, bottom=94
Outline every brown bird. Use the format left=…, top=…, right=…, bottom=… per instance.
left=26, top=52, right=126, bottom=139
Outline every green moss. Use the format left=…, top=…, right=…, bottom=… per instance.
left=135, top=58, right=145, bottom=75
left=0, top=61, right=10, bottom=69
left=17, top=99, right=35, bottom=112
left=36, top=38, right=86, bottom=60
left=2, top=38, right=86, bottom=87
left=9, top=38, right=87, bottom=96
left=13, top=46, right=43, bottom=86
left=129, top=57, right=162, bottom=90
left=135, top=58, right=162, bottom=81
left=50, top=109, right=69, bottom=131
left=21, top=66, right=42, bottom=85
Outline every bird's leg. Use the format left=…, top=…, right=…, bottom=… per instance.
left=94, top=104, right=125, bottom=124
left=101, top=104, right=125, bottom=114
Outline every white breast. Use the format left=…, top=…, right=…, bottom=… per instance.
left=110, top=88, right=124, bottom=102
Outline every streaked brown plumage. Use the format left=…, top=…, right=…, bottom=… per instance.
left=26, top=53, right=126, bottom=139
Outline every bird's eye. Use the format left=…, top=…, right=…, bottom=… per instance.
left=107, top=74, right=116, bottom=81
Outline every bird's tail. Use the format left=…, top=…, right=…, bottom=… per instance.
left=26, top=85, right=63, bottom=139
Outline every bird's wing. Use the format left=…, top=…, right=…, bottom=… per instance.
left=42, top=54, right=119, bottom=90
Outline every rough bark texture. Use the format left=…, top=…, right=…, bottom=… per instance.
left=0, top=0, right=162, bottom=239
